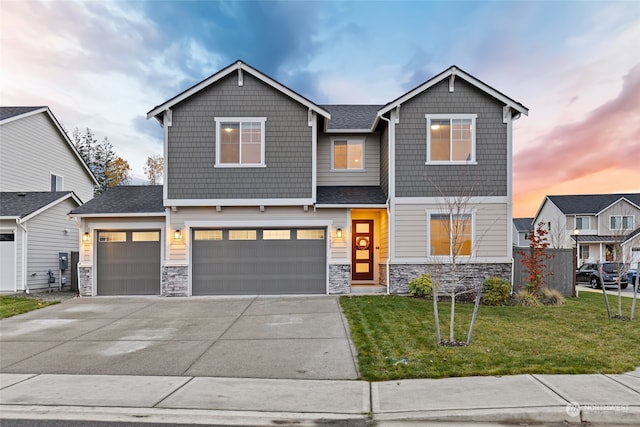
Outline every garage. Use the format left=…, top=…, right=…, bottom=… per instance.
left=0, top=232, right=16, bottom=292
left=96, top=230, right=161, bottom=295
left=192, top=228, right=326, bottom=295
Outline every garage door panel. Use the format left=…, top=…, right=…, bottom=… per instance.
left=193, top=228, right=326, bottom=295
left=97, top=231, right=160, bottom=296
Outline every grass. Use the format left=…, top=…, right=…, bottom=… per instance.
left=0, top=295, right=59, bottom=319
left=340, top=292, right=640, bottom=381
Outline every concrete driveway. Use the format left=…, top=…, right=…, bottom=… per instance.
left=0, top=296, right=359, bottom=380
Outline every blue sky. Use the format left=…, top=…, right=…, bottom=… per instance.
left=2, top=0, right=639, bottom=215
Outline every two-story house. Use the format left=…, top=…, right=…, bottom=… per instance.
left=0, top=106, right=97, bottom=292
left=533, top=193, right=640, bottom=265
left=71, top=61, right=527, bottom=296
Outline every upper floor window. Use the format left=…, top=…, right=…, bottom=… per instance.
left=332, top=139, right=364, bottom=170
left=425, top=114, right=476, bottom=164
left=610, top=215, right=634, bottom=231
left=575, top=216, right=590, bottom=230
left=215, top=117, right=266, bottom=167
left=429, top=212, right=473, bottom=257
left=50, top=174, right=63, bottom=191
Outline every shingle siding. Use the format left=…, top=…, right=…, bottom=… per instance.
left=167, top=73, right=313, bottom=200
left=380, top=126, right=389, bottom=198
left=395, top=79, right=507, bottom=197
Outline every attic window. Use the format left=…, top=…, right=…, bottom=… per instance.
left=50, top=174, right=63, bottom=191
left=215, top=117, right=266, bottom=167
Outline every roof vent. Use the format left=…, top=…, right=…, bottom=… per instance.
left=17, top=192, right=27, bottom=197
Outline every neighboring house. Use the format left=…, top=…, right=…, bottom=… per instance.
left=0, top=106, right=97, bottom=292
left=512, top=217, right=534, bottom=247
left=533, top=193, right=640, bottom=265
left=70, top=60, right=528, bottom=297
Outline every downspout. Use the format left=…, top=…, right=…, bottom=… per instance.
left=378, top=114, right=393, bottom=295
left=16, top=219, right=28, bottom=293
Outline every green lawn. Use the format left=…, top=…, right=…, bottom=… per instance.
left=340, top=292, right=640, bottom=381
left=0, top=296, right=59, bottom=319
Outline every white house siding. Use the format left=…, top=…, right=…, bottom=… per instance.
left=535, top=200, right=574, bottom=247
left=24, top=198, right=79, bottom=291
left=0, top=112, right=94, bottom=202
left=317, top=133, right=380, bottom=186
left=597, top=199, right=640, bottom=235
left=393, top=202, right=509, bottom=259
left=0, top=221, right=21, bottom=292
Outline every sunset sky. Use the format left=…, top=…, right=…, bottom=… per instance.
left=1, top=0, right=638, bottom=217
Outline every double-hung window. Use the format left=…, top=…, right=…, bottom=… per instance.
left=429, top=212, right=473, bottom=257
left=50, top=174, right=63, bottom=191
left=425, top=114, right=476, bottom=163
left=332, top=139, right=364, bottom=170
left=609, top=215, right=634, bottom=231
left=575, top=216, right=590, bottom=230
left=215, top=117, right=266, bottom=166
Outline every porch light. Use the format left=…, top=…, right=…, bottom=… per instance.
left=174, top=229, right=182, bottom=240
left=336, top=228, right=343, bottom=239
left=82, top=232, right=90, bottom=243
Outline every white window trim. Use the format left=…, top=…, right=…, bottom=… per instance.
left=609, top=215, right=635, bottom=231
left=330, top=138, right=366, bottom=171
left=426, top=210, right=476, bottom=259
left=215, top=117, right=267, bottom=167
left=425, top=114, right=477, bottom=165
left=50, top=173, right=64, bottom=191
left=575, top=215, right=590, bottom=230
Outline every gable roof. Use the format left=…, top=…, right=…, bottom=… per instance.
left=147, top=60, right=330, bottom=122
left=545, top=194, right=640, bottom=215
left=0, top=191, right=80, bottom=222
left=0, top=106, right=99, bottom=187
left=377, top=65, right=529, bottom=118
left=513, top=217, right=534, bottom=232
left=70, top=185, right=164, bottom=216
left=320, top=105, right=383, bottom=132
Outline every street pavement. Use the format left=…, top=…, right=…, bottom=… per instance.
left=1, top=294, right=639, bottom=426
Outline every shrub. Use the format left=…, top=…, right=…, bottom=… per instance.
left=482, top=276, right=511, bottom=306
left=540, top=288, right=565, bottom=306
left=407, top=274, right=433, bottom=297
left=515, top=289, right=541, bottom=307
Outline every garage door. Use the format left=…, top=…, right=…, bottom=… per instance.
left=192, top=228, right=326, bottom=295
left=96, top=230, right=161, bottom=295
left=0, top=232, right=16, bottom=292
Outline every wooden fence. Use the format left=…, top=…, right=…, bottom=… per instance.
left=513, top=247, right=576, bottom=297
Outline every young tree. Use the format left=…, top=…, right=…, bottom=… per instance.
left=520, top=221, right=553, bottom=297
left=144, top=155, right=164, bottom=185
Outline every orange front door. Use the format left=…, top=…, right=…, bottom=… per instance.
left=352, top=220, right=374, bottom=281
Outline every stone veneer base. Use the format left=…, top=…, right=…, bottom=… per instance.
left=162, top=265, right=189, bottom=297
left=329, top=264, right=351, bottom=294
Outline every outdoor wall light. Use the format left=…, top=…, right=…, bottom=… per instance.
left=336, top=228, right=343, bottom=239
left=82, top=232, right=90, bottom=243
left=174, top=229, right=182, bottom=240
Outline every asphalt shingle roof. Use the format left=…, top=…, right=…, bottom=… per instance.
left=70, top=185, right=164, bottom=215
left=316, top=186, right=387, bottom=205
left=548, top=194, right=640, bottom=215
left=513, top=217, right=534, bottom=231
left=320, top=105, right=382, bottom=130
left=0, top=192, right=74, bottom=218
left=0, top=106, right=46, bottom=121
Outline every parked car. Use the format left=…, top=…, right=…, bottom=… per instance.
left=576, top=262, right=628, bottom=289
left=627, top=269, right=639, bottom=291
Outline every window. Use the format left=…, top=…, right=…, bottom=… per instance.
left=297, top=229, right=325, bottom=240
left=579, top=245, right=589, bottom=260
left=215, top=118, right=266, bottom=166
left=132, top=231, right=160, bottom=242
left=263, top=230, right=291, bottom=240
left=426, top=114, right=476, bottom=163
left=575, top=216, right=590, bottom=230
left=194, top=230, right=223, bottom=241
left=50, top=174, right=63, bottom=191
left=229, top=230, right=257, bottom=240
left=610, top=215, right=634, bottom=230
left=429, top=213, right=473, bottom=256
left=98, top=232, right=126, bottom=242
left=332, top=139, right=364, bottom=170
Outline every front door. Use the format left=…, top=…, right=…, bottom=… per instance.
left=352, top=220, right=374, bottom=281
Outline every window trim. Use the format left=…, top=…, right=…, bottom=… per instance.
left=330, top=138, right=365, bottom=171
left=50, top=173, right=63, bottom=191
left=426, top=210, right=475, bottom=258
left=575, top=216, right=590, bottom=230
left=425, top=114, right=477, bottom=165
left=609, top=215, right=634, bottom=231
left=215, top=117, right=267, bottom=167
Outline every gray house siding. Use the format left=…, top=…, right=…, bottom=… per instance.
left=380, top=126, right=389, bottom=198
left=167, top=73, right=313, bottom=200
left=317, top=133, right=380, bottom=186
left=395, top=78, right=508, bottom=197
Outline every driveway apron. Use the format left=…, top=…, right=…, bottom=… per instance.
left=0, top=296, right=359, bottom=380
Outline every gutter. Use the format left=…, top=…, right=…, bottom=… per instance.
left=378, top=114, right=392, bottom=295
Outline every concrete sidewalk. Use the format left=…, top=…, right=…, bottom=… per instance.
left=1, top=370, right=639, bottom=426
